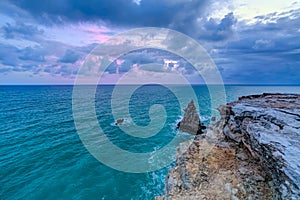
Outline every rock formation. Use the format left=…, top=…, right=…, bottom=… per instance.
left=177, top=100, right=205, bottom=135
left=115, top=118, right=124, bottom=125
left=157, top=93, right=300, bottom=200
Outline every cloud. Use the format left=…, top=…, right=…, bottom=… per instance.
left=59, top=49, right=80, bottom=63
left=123, top=50, right=158, bottom=64
left=252, top=39, right=274, bottom=50
left=0, top=41, right=84, bottom=79
left=0, top=43, right=19, bottom=66
left=8, top=0, right=177, bottom=25
left=9, top=0, right=235, bottom=41
left=5, top=0, right=237, bottom=43
left=139, top=63, right=166, bottom=72
left=0, top=66, right=11, bottom=73
left=54, top=65, right=76, bottom=77
left=1, top=0, right=300, bottom=84
left=212, top=9, right=300, bottom=84
left=18, top=46, right=45, bottom=62
left=2, top=22, right=44, bottom=40
left=212, top=12, right=236, bottom=40
left=198, top=12, right=237, bottom=41
left=101, top=49, right=202, bottom=79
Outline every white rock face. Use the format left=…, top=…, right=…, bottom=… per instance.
left=219, top=93, right=300, bottom=199
left=157, top=93, right=300, bottom=200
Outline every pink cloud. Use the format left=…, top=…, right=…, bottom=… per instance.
left=73, top=23, right=114, bottom=43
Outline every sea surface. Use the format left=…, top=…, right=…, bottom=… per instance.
left=1, top=85, right=300, bottom=200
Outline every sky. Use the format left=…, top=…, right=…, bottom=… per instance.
left=0, top=0, right=299, bottom=85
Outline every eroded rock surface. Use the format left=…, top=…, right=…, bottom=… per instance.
left=178, top=100, right=205, bottom=135
left=115, top=118, right=124, bottom=125
left=157, top=93, right=300, bottom=200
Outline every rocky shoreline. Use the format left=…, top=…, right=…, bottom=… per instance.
left=157, top=93, right=300, bottom=200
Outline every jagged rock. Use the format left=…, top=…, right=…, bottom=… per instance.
left=219, top=93, right=300, bottom=199
left=157, top=93, right=300, bottom=200
left=177, top=100, right=205, bottom=135
left=157, top=137, right=272, bottom=200
left=115, top=118, right=124, bottom=125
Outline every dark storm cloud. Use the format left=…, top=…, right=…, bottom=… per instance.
left=9, top=0, right=232, bottom=40
left=1, top=0, right=299, bottom=84
left=5, top=0, right=239, bottom=42
left=9, top=0, right=209, bottom=26
left=200, top=12, right=237, bottom=41
left=214, top=9, right=300, bottom=84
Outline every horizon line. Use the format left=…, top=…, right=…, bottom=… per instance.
left=1, top=84, right=300, bottom=86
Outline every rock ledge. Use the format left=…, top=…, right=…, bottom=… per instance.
left=157, top=93, right=300, bottom=200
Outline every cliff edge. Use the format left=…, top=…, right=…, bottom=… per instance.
left=157, top=93, right=300, bottom=200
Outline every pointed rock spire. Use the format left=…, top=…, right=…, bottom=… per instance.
left=177, top=100, right=205, bottom=135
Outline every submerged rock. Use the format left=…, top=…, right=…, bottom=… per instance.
left=157, top=93, right=300, bottom=200
left=177, top=100, right=205, bottom=135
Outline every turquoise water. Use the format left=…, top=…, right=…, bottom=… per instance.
left=1, top=85, right=300, bottom=199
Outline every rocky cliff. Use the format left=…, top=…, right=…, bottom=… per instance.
left=157, top=93, right=300, bottom=200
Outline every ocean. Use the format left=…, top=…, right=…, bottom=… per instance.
left=1, top=85, right=300, bottom=200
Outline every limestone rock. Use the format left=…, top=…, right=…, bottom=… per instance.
left=115, top=118, right=124, bottom=125
left=177, top=100, right=205, bottom=135
left=157, top=93, right=300, bottom=200
left=219, top=93, right=300, bottom=199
